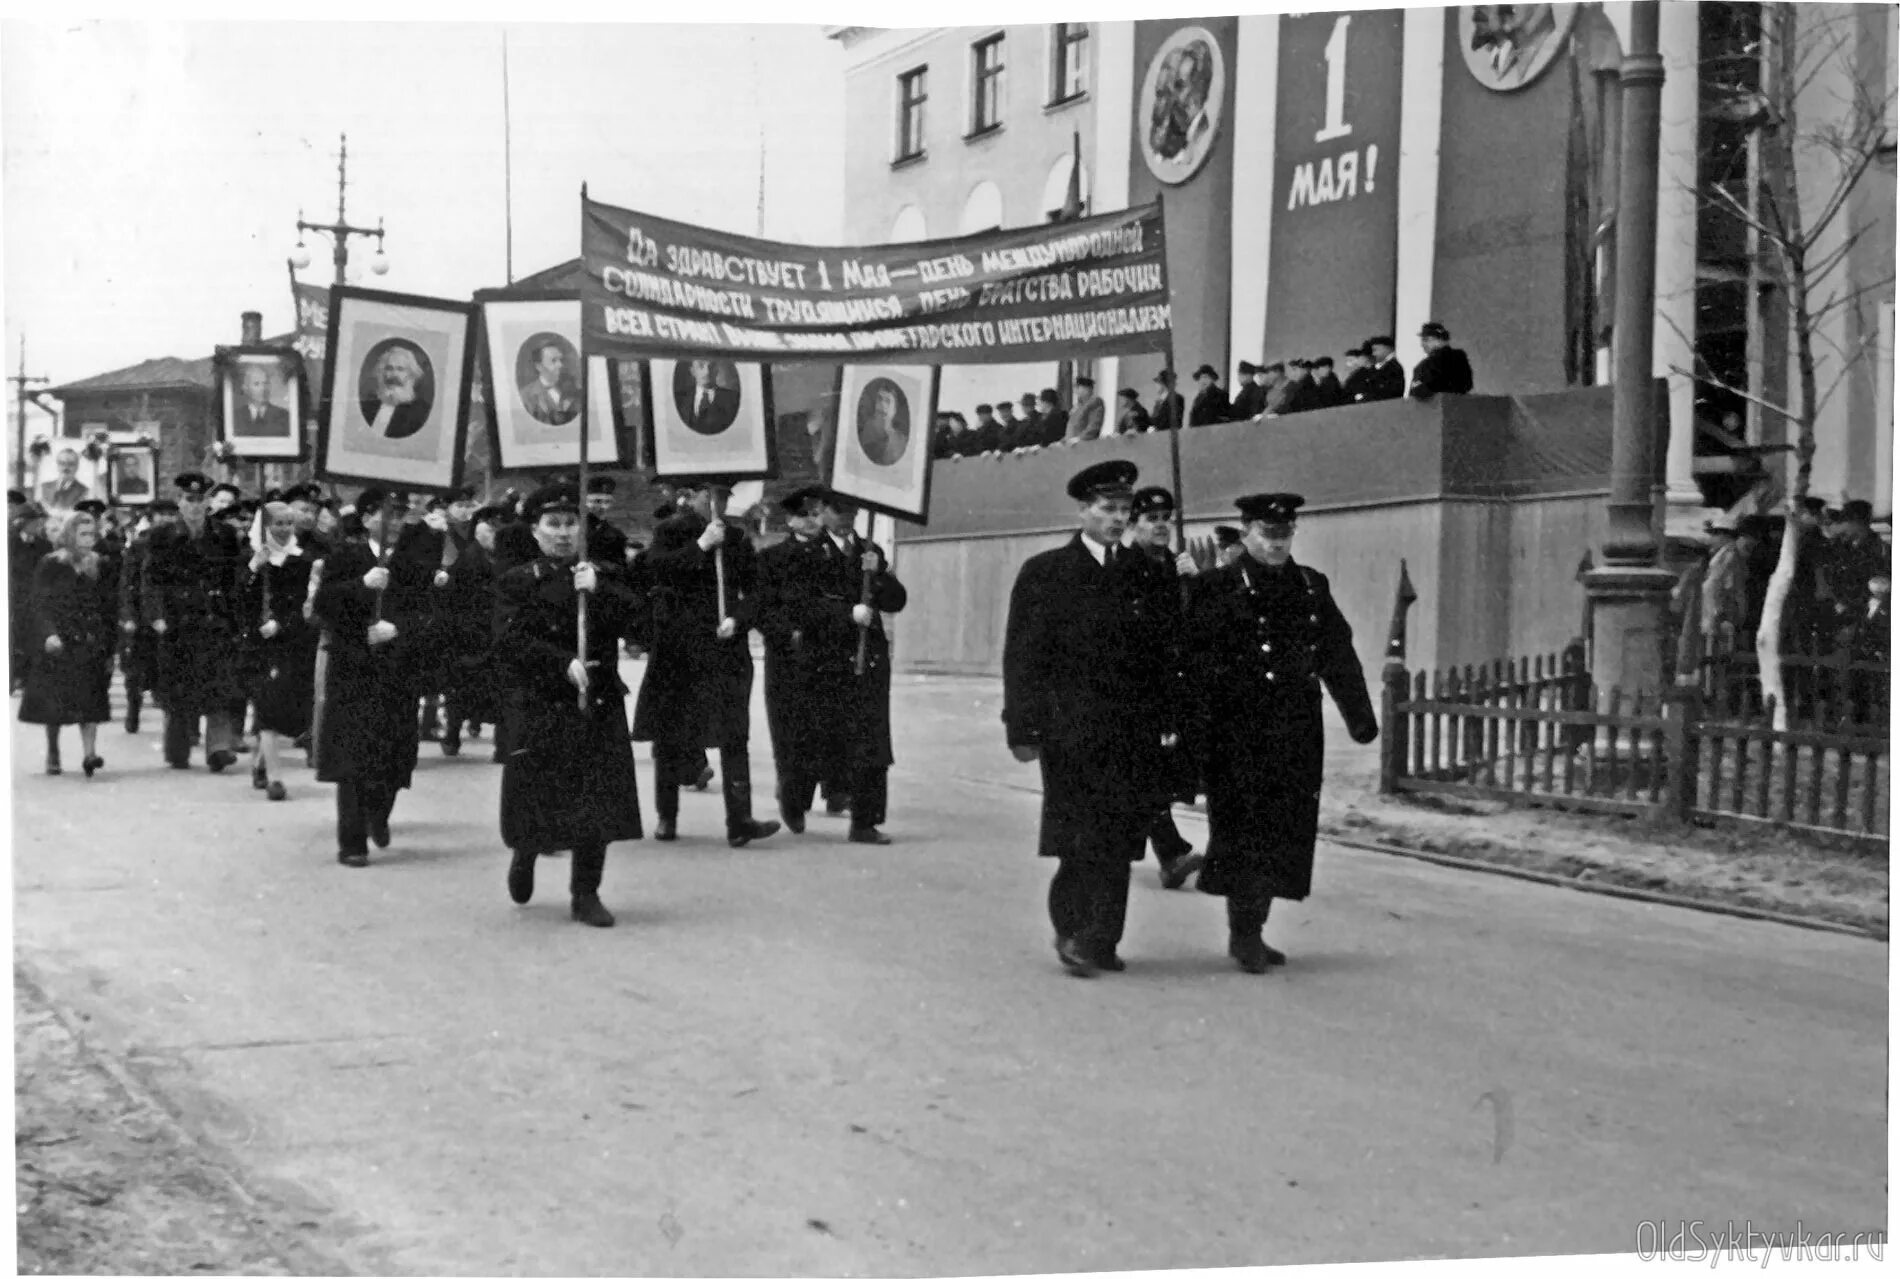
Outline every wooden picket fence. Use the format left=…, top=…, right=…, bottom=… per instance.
left=1379, top=649, right=1890, bottom=845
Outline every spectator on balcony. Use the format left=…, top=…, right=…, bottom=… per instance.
left=993, top=400, right=1023, bottom=446
left=1338, top=346, right=1370, bottom=403
left=931, top=412, right=959, bottom=460
left=1229, top=361, right=1266, bottom=421
left=1065, top=376, right=1106, bottom=444
left=1357, top=336, right=1407, bottom=402
left=967, top=404, right=1004, bottom=454
left=1410, top=322, right=1475, bottom=399
left=1116, top=389, right=1151, bottom=435
left=1018, top=393, right=1041, bottom=432
left=1188, top=365, right=1229, bottom=427
left=1033, top=389, right=1070, bottom=448
left=1311, top=357, right=1346, bottom=409
left=1274, top=360, right=1325, bottom=416
left=1151, top=371, right=1184, bottom=433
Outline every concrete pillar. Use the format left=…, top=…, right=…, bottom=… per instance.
left=1393, top=6, right=1446, bottom=348
left=1586, top=0, right=1677, bottom=704
left=1655, top=0, right=1704, bottom=526
left=1229, top=14, right=1278, bottom=375
left=1092, top=21, right=1137, bottom=430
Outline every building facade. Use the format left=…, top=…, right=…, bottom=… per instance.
left=832, top=6, right=1895, bottom=522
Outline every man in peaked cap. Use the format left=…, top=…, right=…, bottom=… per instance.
left=1003, top=459, right=1180, bottom=976
left=143, top=470, right=246, bottom=770
left=1124, top=484, right=1207, bottom=890
left=494, top=479, right=648, bottom=927
left=1184, top=492, right=1377, bottom=973
left=115, top=496, right=178, bottom=728
left=754, top=484, right=832, bottom=829
left=582, top=475, right=629, bottom=580
left=1410, top=321, right=1475, bottom=399
left=1188, top=363, right=1229, bottom=427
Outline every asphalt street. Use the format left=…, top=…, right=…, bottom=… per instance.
left=11, top=663, right=1888, bottom=1274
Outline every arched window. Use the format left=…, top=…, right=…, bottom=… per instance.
left=1040, top=153, right=1090, bottom=221
left=959, top=180, right=1004, bottom=234
left=889, top=206, right=927, bottom=243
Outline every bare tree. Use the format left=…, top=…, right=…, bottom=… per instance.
left=1667, top=2, right=1894, bottom=728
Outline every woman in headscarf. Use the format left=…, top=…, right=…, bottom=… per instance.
left=19, top=507, right=118, bottom=776
left=239, top=499, right=319, bottom=800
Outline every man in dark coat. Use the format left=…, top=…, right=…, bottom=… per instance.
left=1185, top=493, right=1378, bottom=973
left=428, top=485, right=497, bottom=756
left=583, top=475, right=630, bottom=580
left=630, top=479, right=780, bottom=847
left=312, top=489, right=429, bottom=867
left=1338, top=347, right=1373, bottom=404
left=1003, top=460, right=1177, bottom=977
left=1409, top=321, right=1476, bottom=398
left=497, top=481, right=647, bottom=928
left=1310, top=357, right=1347, bottom=408
left=143, top=472, right=246, bottom=770
left=1150, top=371, right=1184, bottom=433
left=116, top=499, right=175, bottom=731
left=1125, top=485, right=1206, bottom=890
left=1187, top=364, right=1229, bottom=426
left=784, top=489, right=909, bottom=843
left=755, top=487, right=827, bottom=832
left=1357, top=335, right=1407, bottom=402
left=1228, top=361, right=1266, bottom=421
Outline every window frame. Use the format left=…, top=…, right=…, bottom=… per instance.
left=1048, top=23, right=1089, bottom=107
left=968, top=32, right=1007, bottom=139
left=894, top=65, right=929, bottom=165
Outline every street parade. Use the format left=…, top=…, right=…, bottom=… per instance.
left=7, top=12, right=1893, bottom=1277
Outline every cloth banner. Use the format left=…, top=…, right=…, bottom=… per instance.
left=289, top=267, right=330, bottom=391
left=581, top=195, right=1172, bottom=365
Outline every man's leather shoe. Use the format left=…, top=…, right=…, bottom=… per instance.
left=338, top=849, right=369, bottom=868
left=1158, top=850, right=1205, bottom=891
left=1091, top=948, right=1126, bottom=972
left=206, top=750, right=235, bottom=773
left=728, top=819, right=781, bottom=848
left=1229, top=935, right=1273, bottom=974
left=441, top=735, right=461, bottom=757
left=1260, top=942, right=1288, bottom=967
left=847, top=827, right=892, bottom=845
left=1054, top=936, right=1095, bottom=977
left=654, top=818, right=678, bottom=842
left=571, top=894, right=616, bottom=928
left=508, top=850, right=536, bottom=904
left=266, top=781, right=287, bottom=801
left=779, top=804, right=805, bottom=834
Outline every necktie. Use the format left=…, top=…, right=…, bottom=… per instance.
left=698, top=390, right=711, bottom=418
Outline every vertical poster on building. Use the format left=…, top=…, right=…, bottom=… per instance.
left=1262, top=9, right=1404, bottom=365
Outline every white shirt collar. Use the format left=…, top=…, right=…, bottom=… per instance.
left=1081, top=535, right=1109, bottom=565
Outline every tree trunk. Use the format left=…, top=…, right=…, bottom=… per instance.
left=1756, top=523, right=1799, bottom=729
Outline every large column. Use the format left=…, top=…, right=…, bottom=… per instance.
left=1393, top=6, right=1446, bottom=349
left=1228, top=15, right=1278, bottom=372
left=1092, top=20, right=1137, bottom=428
left=1585, top=0, right=1678, bottom=705
left=1655, top=0, right=1705, bottom=526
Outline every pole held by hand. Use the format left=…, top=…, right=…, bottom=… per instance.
left=712, top=486, right=729, bottom=630
left=576, top=360, right=591, bottom=709
left=854, top=513, right=875, bottom=677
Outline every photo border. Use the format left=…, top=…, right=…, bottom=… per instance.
left=214, top=344, right=308, bottom=461
left=638, top=360, right=778, bottom=483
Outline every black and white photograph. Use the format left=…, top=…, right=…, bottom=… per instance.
left=315, top=286, right=475, bottom=491
left=4, top=13, right=1894, bottom=1279
left=830, top=362, right=938, bottom=522
left=216, top=346, right=305, bottom=459
left=477, top=294, right=620, bottom=471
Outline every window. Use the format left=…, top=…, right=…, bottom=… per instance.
left=970, top=34, right=1005, bottom=136
left=895, top=67, right=927, bottom=163
left=1050, top=23, right=1088, bottom=104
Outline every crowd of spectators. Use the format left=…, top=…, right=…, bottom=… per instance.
left=931, top=323, right=1475, bottom=461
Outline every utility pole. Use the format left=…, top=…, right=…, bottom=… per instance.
left=11, top=335, right=50, bottom=492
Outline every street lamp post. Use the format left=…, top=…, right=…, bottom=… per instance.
left=11, top=336, right=50, bottom=493
left=291, top=133, right=389, bottom=287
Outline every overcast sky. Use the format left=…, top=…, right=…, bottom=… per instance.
left=1, top=19, right=848, bottom=405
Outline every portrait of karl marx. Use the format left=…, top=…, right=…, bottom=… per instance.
left=1147, top=38, right=1216, bottom=167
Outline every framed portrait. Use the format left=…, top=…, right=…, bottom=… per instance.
left=1139, top=25, right=1226, bottom=186
left=106, top=446, right=157, bottom=506
left=215, top=345, right=307, bottom=460
left=477, top=292, right=630, bottom=472
left=828, top=364, right=940, bottom=524
left=315, top=286, right=477, bottom=493
left=640, top=358, right=776, bottom=481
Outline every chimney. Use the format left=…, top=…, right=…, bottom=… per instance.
left=241, top=311, right=262, bottom=345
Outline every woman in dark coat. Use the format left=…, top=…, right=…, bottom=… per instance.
left=312, top=491, right=426, bottom=867
left=497, top=481, right=646, bottom=928
left=19, top=506, right=118, bottom=776
left=1185, top=494, right=1378, bottom=973
left=238, top=500, right=318, bottom=801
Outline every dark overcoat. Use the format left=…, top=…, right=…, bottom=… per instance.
left=116, top=534, right=160, bottom=694
left=1185, top=557, right=1376, bottom=901
left=1131, top=544, right=1201, bottom=805
left=437, top=532, right=501, bottom=725
left=496, top=556, right=646, bottom=853
left=1002, top=535, right=1175, bottom=861
left=10, top=528, right=51, bottom=684
left=143, top=520, right=246, bottom=709
left=238, top=549, right=319, bottom=736
left=19, top=556, right=116, bottom=725
left=311, top=538, right=423, bottom=788
left=754, top=535, right=820, bottom=772
left=630, top=512, right=759, bottom=748
left=788, top=531, right=908, bottom=771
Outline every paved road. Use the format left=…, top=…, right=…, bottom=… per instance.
left=12, top=667, right=1887, bottom=1274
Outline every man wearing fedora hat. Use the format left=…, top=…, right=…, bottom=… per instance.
left=1004, top=459, right=1178, bottom=976
left=1185, top=493, right=1378, bottom=973
left=1187, top=364, right=1230, bottom=427
left=1149, top=370, right=1184, bottom=433
left=1409, top=322, right=1474, bottom=399
left=1356, top=336, right=1406, bottom=403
